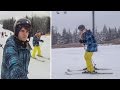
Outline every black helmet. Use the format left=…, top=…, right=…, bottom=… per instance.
left=78, top=25, right=85, bottom=31
left=14, top=18, right=31, bottom=36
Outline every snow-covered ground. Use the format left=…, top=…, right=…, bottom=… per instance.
left=0, top=24, right=50, bottom=79
left=52, top=45, right=120, bottom=79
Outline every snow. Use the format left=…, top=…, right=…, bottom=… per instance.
left=0, top=24, right=50, bottom=79
left=52, top=45, right=120, bottom=79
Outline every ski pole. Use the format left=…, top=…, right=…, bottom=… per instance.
left=83, top=44, right=86, bottom=50
left=92, top=59, right=96, bottom=69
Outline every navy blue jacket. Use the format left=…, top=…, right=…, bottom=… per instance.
left=32, top=36, right=43, bottom=46
left=82, top=30, right=97, bottom=52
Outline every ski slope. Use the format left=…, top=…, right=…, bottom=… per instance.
left=52, top=45, right=120, bottom=79
left=0, top=24, right=50, bottom=79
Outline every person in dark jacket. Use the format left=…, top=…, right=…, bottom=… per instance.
left=1, top=18, right=32, bottom=79
left=78, top=25, right=97, bottom=73
left=1, top=32, right=4, bottom=38
left=31, top=31, right=44, bottom=59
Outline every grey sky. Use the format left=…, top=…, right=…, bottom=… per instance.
left=0, top=11, right=50, bottom=20
left=52, top=11, right=120, bottom=33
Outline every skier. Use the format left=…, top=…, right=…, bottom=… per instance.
left=1, top=18, right=32, bottom=79
left=31, top=31, right=44, bottom=59
left=1, top=32, right=4, bottom=38
left=78, top=25, right=98, bottom=73
left=0, top=44, right=3, bottom=48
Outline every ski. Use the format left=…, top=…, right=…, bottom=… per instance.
left=40, top=56, right=50, bottom=60
left=94, top=68, right=111, bottom=70
left=67, top=68, right=111, bottom=72
left=67, top=69, right=84, bottom=72
left=82, top=71, right=113, bottom=74
left=35, top=58, right=45, bottom=62
left=37, top=56, right=50, bottom=60
left=65, top=71, right=113, bottom=75
left=31, top=57, right=45, bottom=62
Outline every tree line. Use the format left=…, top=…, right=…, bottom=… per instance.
left=52, top=25, right=120, bottom=45
left=1, top=15, right=50, bottom=37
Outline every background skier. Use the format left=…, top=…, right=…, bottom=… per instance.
left=1, top=32, right=4, bottom=38
left=31, top=31, right=44, bottom=59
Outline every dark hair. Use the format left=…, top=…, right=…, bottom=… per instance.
left=78, top=25, right=85, bottom=31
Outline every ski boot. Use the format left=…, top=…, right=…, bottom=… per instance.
left=83, top=68, right=87, bottom=70
left=32, top=57, right=37, bottom=59
left=37, top=55, right=43, bottom=57
left=82, top=70, right=97, bottom=74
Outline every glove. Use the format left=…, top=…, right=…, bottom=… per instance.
left=79, top=39, right=83, bottom=43
left=40, top=40, right=44, bottom=43
left=0, top=44, right=3, bottom=47
left=79, top=39, right=86, bottom=43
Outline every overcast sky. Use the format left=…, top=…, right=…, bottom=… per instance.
left=0, top=11, right=50, bottom=20
left=52, top=11, right=120, bottom=33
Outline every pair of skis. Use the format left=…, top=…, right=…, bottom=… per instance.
left=65, top=68, right=113, bottom=75
left=31, top=56, right=50, bottom=62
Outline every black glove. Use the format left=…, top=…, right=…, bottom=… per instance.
left=79, top=39, right=83, bottom=43
left=40, top=40, right=44, bottom=43
left=0, top=44, right=3, bottom=47
left=79, top=39, right=86, bottom=43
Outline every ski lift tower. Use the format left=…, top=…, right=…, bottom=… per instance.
left=92, top=11, right=95, bottom=36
